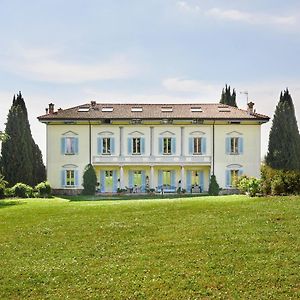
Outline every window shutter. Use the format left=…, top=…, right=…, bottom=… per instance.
left=61, top=137, right=65, bottom=155
left=110, top=137, right=115, bottom=154
left=189, top=137, right=193, bottom=155
left=225, top=137, right=231, bottom=154
left=127, top=137, right=132, bottom=155
left=159, top=138, right=163, bottom=155
left=171, top=170, right=176, bottom=187
left=199, top=170, right=204, bottom=191
left=141, top=137, right=145, bottom=155
left=97, top=137, right=102, bottom=154
left=74, top=170, right=79, bottom=186
left=128, top=171, right=133, bottom=188
left=158, top=170, right=163, bottom=187
left=113, top=170, right=118, bottom=192
left=73, top=138, right=79, bottom=154
left=238, top=168, right=243, bottom=176
left=100, top=171, right=105, bottom=193
left=201, top=137, right=207, bottom=154
left=141, top=171, right=146, bottom=192
left=238, top=137, right=244, bottom=154
left=186, top=171, right=192, bottom=192
left=226, top=170, right=231, bottom=187
left=61, top=170, right=65, bottom=186
left=171, top=138, right=176, bottom=155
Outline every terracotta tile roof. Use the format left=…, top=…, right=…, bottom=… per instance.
left=38, top=103, right=270, bottom=122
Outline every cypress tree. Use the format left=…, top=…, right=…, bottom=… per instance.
left=220, top=84, right=237, bottom=107
left=1, top=92, right=46, bottom=186
left=82, top=164, right=97, bottom=195
left=265, top=89, right=300, bottom=171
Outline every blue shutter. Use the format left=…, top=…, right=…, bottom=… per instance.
left=171, top=171, right=176, bottom=188
left=113, top=170, right=118, bottom=192
left=75, top=170, right=79, bottom=186
left=61, top=170, right=65, bottom=186
left=159, top=137, right=163, bottom=155
left=201, top=137, right=207, bottom=154
left=199, top=170, right=204, bottom=191
left=238, top=137, right=244, bottom=154
left=127, top=137, right=132, bottom=155
left=110, top=137, right=115, bottom=154
left=226, top=137, right=231, bottom=154
left=238, top=168, right=243, bottom=177
left=128, top=171, right=133, bottom=188
left=61, top=137, right=65, bottom=155
left=73, top=138, right=79, bottom=154
left=158, top=170, right=163, bottom=187
left=186, top=171, right=192, bottom=192
left=97, top=137, right=102, bottom=154
left=141, top=137, right=145, bottom=155
left=226, top=170, right=231, bottom=187
left=100, top=171, right=105, bottom=193
left=171, top=138, right=176, bottom=155
left=189, top=137, right=193, bottom=155
left=141, top=171, right=146, bottom=192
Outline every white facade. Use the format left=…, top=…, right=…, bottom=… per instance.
left=45, top=120, right=264, bottom=194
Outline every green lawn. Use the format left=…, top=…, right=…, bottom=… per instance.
left=0, top=196, right=299, bottom=299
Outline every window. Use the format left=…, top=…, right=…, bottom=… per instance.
left=132, top=138, right=141, bottom=154
left=194, top=137, right=202, bottom=154
left=102, top=138, right=111, bottom=154
left=231, top=137, right=239, bottom=154
left=226, top=137, right=243, bottom=155
left=62, top=137, right=78, bottom=155
left=163, top=171, right=171, bottom=185
left=66, top=170, right=75, bottom=186
left=230, top=170, right=239, bottom=186
left=163, top=138, right=172, bottom=155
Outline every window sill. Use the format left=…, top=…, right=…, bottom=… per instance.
left=64, top=153, right=76, bottom=155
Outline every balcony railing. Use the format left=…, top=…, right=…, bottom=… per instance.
left=92, top=155, right=211, bottom=165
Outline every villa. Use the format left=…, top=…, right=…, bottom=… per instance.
left=38, top=102, right=269, bottom=194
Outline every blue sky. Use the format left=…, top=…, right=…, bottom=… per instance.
left=0, top=0, right=299, bottom=158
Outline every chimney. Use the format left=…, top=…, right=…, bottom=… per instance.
left=49, top=103, right=55, bottom=114
left=247, top=101, right=254, bottom=115
left=45, top=108, right=49, bottom=114
left=91, top=100, right=96, bottom=108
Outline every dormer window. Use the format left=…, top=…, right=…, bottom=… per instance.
left=131, top=107, right=143, bottom=112
left=191, top=107, right=202, bottom=112
left=102, top=107, right=113, bottom=112
left=161, top=107, right=173, bottom=112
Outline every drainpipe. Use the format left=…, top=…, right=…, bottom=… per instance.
left=89, top=121, right=91, bottom=165
left=212, top=120, right=215, bottom=176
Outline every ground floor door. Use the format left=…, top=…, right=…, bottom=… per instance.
left=100, top=170, right=118, bottom=193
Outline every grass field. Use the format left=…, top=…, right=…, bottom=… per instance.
left=0, top=195, right=299, bottom=299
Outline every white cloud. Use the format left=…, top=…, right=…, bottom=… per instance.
left=0, top=45, right=139, bottom=84
left=176, top=2, right=297, bottom=28
left=206, top=8, right=297, bottom=26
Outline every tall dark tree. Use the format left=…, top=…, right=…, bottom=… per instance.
left=0, top=92, right=46, bottom=186
left=220, top=84, right=237, bottom=107
left=266, top=89, right=300, bottom=171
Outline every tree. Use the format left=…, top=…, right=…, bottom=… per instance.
left=265, top=89, right=300, bottom=171
left=208, top=175, right=220, bottom=196
left=220, top=84, right=237, bottom=107
left=82, top=164, right=97, bottom=195
left=0, top=92, right=46, bottom=186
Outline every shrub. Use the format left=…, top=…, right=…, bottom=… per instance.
left=35, top=181, right=51, bottom=198
left=271, top=175, right=285, bottom=196
left=208, top=175, right=220, bottom=196
left=82, top=164, right=97, bottom=195
left=236, top=176, right=261, bottom=197
left=12, top=183, right=33, bottom=198
left=0, top=175, right=8, bottom=199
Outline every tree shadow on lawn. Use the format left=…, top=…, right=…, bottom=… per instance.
left=0, top=200, right=23, bottom=209
left=58, top=193, right=209, bottom=202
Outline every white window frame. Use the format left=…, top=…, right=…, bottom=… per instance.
left=65, top=170, right=75, bottom=186
left=65, top=137, right=76, bottom=155
left=230, top=137, right=239, bottom=154
left=193, top=137, right=202, bottom=155
left=102, top=137, right=111, bottom=155
left=163, top=138, right=172, bottom=155
left=132, top=137, right=141, bottom=155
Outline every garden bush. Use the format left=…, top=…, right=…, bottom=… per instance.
left=236, top=176, right=261, bottom=197
left=35, top=181, right=51, bottom=198
left=208, top=175, right=220, bottom=196
left=12, top=183, right=33, bottom=198
left=0, top=176, right=8, bottom=199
